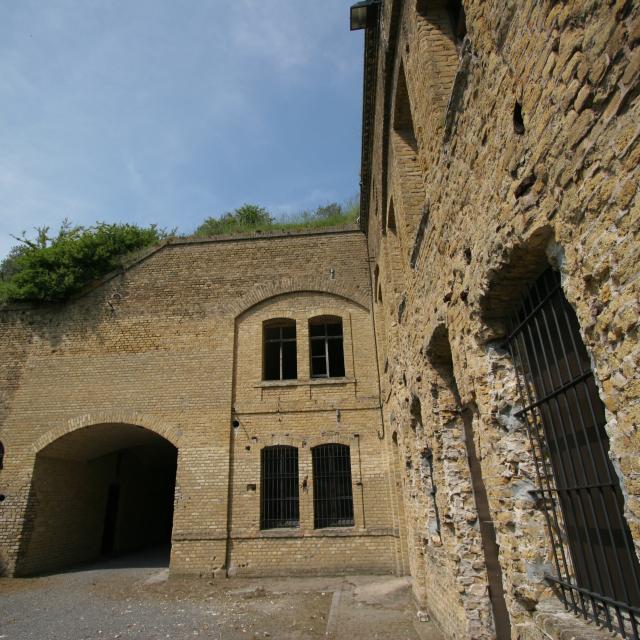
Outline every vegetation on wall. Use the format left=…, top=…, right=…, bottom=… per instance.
left=193, top=199, right=359, bottom=237
left=0, top=198, right=359, bottom=305
left=0, top=221, right=170, bottom=304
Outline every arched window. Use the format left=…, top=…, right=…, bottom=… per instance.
left=309, top=316, right=345, bottom=378
left=312, top=444, right=354, bottom=528
left=260, top=446, right=299, bottom=529
left=263, top=319, right=297, bottom=381
left=447, top=0, right=466, bottom=47
left=391, top=65, right=424, bottom=237
left=387, top=201, right=397, bottom=233
left=507, top=268, right=640, bottom=633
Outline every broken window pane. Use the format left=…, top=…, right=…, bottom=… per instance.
left=328, top=339, right=345, bottom=377
left=282, top=341, right=297, bottom=380
left=264, top=342, right=281, bottom=380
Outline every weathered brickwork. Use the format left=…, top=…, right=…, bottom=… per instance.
left=361, top=0, right=640, bottom=638
left=0, top=228, right=400, bottom=579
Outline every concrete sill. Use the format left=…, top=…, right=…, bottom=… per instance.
left=258, top=527, right=356, bottom=538
left=255, top=378, right=355, bottom=389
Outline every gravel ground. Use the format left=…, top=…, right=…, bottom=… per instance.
left=0, top=549, right=443, bottom=640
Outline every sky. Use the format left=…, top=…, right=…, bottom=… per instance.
left=0, top=1, right=364, bottom=258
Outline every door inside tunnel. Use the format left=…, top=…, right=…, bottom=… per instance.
left=16, top=423, right=177, bottom=576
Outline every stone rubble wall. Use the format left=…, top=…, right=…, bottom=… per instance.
left=364, top=0, right=640, bottom=638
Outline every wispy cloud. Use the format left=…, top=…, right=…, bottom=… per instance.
left=0, top=0, right=364, bottom=258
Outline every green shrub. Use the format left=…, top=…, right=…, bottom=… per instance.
left=194, top=204, right=274, bottom=236
left=0, top=196, right=360, bottom=304
left=193, top=199, right=359, bottom=238
left=0, top=221, right=169, bottom=304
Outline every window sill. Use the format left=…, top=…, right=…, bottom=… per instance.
left=255, top=377, right=355, bottom=389
left=256, top=527, right=365, bottom=539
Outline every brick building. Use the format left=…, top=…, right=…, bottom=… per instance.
left=0, top=230, right=401, bottom=579
left=1, top=1, right=640, bottom=639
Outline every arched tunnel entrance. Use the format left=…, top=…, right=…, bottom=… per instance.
left=16, top=423, right=177, bottom=576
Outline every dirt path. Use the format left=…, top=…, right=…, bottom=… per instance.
left=0, top=551, right=443, bottom=640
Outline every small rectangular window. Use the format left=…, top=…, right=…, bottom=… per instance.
left=260, top=446, right=299, bottom=529
left=312, top=444, right=354, bottom=528
left=309, top=317, right=345, bottom=378
left=263, top=320, right=297, bottom=381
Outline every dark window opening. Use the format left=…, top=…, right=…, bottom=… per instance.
left=260, top=446, right=299, bottom=529
left=0, top=441, right=4, bottom=470
left=312, top=444, right=354, bottom=528
left=309, top=317, right=345, bottom=378
left=374, top=264, right=380, bottom=298
left=101, top=483, right=120, bottom=556
left=410, top=394, right=423, bottom=434
left=507, top=268, right=640, bottom=637
left=263, top=320, right=297, bottom=381
left=393, top=66, right=418, bottom=152
left=421, top=448, right=441, bottom=535
left=447, top=0, right=467, bottom=46
left=514, top=102, right=525, bottom=135
left=388, top=201, right=397, bottom=233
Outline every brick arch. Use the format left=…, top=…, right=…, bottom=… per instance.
left=229, top=275, right=370, bottom=318
left=414, top=0, right=464, bottom=120
left=32, top=411, right=183, bottom=455
left=477, top=225, right=556, bottom=340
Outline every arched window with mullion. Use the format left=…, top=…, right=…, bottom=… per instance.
left=309, top=316, right=345, bottom=378
left=263, top=319, right=297, bottom=381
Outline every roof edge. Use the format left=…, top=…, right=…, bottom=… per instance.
left=0, top=224, right=363, bottom=313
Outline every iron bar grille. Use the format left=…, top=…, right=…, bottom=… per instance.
left=263, top=321, right=297, bottom=381
left=312, top=444, right=354, bottom=528
left=506, top=268, right=640, bottom=638
left=260, top=446, right=299, bottom=529
left=310, top=318, right=345, bottom=378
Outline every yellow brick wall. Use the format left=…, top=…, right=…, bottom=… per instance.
left=0, top=228, right=400, bottom=578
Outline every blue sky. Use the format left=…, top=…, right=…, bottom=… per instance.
left=0, top=1, right=364, bottom=258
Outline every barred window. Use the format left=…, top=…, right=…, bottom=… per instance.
left=309, top=316, right=345, bottom=378
left=507, top=268, right=640, bottom=637
left=260, top=446, right=299, bottom=529
left=263, top=319, right=297, bottom=381
left=312, top=444, right=354, bottom=528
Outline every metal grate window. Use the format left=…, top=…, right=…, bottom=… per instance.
left=263, top=320, right=297, bottom=381
left=506, top=268, right=640, bottom=638
left=309, top=317, right=345, bottom=378
left=260, top=446, right=299, bottom=529
left=312, top=444, right=354, bottom=528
